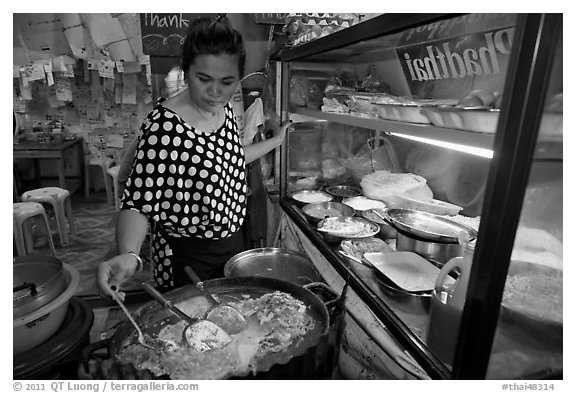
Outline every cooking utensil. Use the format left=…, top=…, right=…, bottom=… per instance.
left=141, top=282, right=232, bottom=351
left=106, top=277, right=331, bottom=379
left=14, top=263, right=79, bottom=355
left=111, top=291, right=163, bottom=350
left=362, top=208, right=397, bottom=239
left=324, top=185, right=362, bottom=202
left=224, top=248, right=322, bottom=286
left=396, top=230, right=466, bottom=267
left=184, top=266, right=248, bottom=335
left=317, top=216, right=380, bottom=244
left=341, top=196, right=387, bottom=216
left=338, top=250, right=374, bottom=268
left=302, top=201, right=355, bottom=225
left=13, top=256, right=67, bottom=319
left=385, top=208, right=477, bottom=244
left=291, top=189, right=333, bottom=207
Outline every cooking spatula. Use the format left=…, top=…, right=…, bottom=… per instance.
left=184, top=266, right=248, bottom=335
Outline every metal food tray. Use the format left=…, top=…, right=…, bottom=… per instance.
left=384, top=208, right=477, bottom=244
left=363, top=252, right=439, bottom=293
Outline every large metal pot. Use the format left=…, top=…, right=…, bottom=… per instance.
left=13, top=256, right=67, bottom=319
left=396, top=230, right=465, bottom=267
left=14, top=263, right=80, bottom=355
left=105, top=277, right=339, bottom=379
left=224, top=248, right=323, bottom=286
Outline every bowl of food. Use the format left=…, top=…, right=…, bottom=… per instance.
left=340, top=237, right=392, bottom=261
left=317, top=216, right=380, bottom=244
left=291, top=190, right=333, bottom=207
left=342, top=196, right=387, bottom=216
left=361, top=208, right=398, bottom=239
left=302, top=201, right=355, bottom=225
left=325, top=185, right=363, bottom=202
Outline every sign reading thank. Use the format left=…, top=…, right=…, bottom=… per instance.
left=140, top=13, right=214, bottom=57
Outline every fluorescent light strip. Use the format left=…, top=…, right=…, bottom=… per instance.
left=390, top=132, right=494, bottom=158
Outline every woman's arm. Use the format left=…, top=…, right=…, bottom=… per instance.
left=97, top=209, right=149, bottom=299
left=116, top=209, right=149, bottom=255
left=243, top=121, right=291, bottom=164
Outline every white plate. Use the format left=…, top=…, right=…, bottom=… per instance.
left=363, top=251, right=440, bottom=292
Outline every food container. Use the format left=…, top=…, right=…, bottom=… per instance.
left=302, top=201, right=355, bottom=225
left=361, top=208, right=398, bottom=239
left=317, top=216, right=380, bottom=244
left=363, top=252, right=438, bottom=315
left=291, top=189, right=333, bottom=207
left=342, top=196, right=387, bottom=215
left=324, top=185, right=362, bottom=202
left=384, top=208, right=477, bottom=244
left=14, top=263, right=80, bottom=355
left=421, top=106, right=499, bottom=133
left=392, top=194, right=463, bottom=216
left=340, top=237, right=392, bottom=261
left=395, top=231, right=466, bottom=267
left=373, top=103, right=431, bottom=124
left=13, top=256, right=67, bottom=319
left=224, top=248, right=323, bottom=286
left=499, top=260, right=562, bottom=349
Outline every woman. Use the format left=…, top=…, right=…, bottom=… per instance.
left=98, top=15, right=290, bottom=298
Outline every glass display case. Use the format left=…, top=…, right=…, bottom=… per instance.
left=276, top=13, right=562, bottom=379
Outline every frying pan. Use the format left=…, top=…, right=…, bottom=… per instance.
left=107, top=276, right=331, bottom=379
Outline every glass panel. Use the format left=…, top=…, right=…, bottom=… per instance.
left=486, top=20, right=563, bottom=379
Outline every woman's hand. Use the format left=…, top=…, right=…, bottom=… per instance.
left=97, top=253, right=140, bottom=300
left=271, top=120, right=292, bottom=145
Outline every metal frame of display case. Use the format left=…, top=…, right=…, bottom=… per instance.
left=278, top=13, right=562, bottom=379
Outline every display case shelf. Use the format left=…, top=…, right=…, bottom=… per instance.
left=291, top=107, right=496, bottom=152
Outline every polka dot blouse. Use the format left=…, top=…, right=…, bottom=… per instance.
left=122, top=102, right=248, bottom=240
left=121, top=101, right=247, bottom=288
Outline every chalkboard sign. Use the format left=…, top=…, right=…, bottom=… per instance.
left=140, top=13, right=216, bottom=57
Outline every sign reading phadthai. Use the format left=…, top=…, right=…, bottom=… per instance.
left=140, top=13, right=215, bottom=57
left=396, top=14, right=517, bottom=99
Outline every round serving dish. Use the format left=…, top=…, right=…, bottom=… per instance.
left=361, top=208, right=398, bottom=240
left=385, top=208, right=477, bottom=244
left=302, top=201, right=355, bottom=225
left=291, top=190, right=333, bottom=207
left=341, top=196, right=387, bottom=216
left=325, top=185, right=362, bottom=202
left=317, top=216, right=380, bottom=244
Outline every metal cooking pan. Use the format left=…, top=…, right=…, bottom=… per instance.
left=224, top=248, right=323, bottom=286
left=107, top=276, right=332, bottom=379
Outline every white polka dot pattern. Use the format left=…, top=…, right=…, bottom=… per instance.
left=122, top=103, right=247, bottom=288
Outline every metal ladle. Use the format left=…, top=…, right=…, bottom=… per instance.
left=183, top=266, right=248, bottom=335
left=111, top=291, right=167, bottom=350
left=141, top=282, right=232, bottom=352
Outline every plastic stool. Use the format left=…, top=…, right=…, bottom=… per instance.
left=85, top=156, right=115, bottom=204
left=106, top=165, right=121, bottom=211
left=21, top=187, right=75, bottom=246
left=13, top=202, right=56, bottom=256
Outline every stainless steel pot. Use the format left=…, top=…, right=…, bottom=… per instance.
left=395, top=231, right=465, bottom=267
left=13, top=256, right=67, bottom=319
left=224, top=248, right=323, bottom=286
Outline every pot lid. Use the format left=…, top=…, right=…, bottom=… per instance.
left=13, top=261, right=66, bottom=312
left=384, top=208, right=477, bottom=243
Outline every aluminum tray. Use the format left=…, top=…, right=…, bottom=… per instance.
left=384, top=208, right=477, bottom=244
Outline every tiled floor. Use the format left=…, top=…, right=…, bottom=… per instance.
left=15, top=191, right=152, bottom=297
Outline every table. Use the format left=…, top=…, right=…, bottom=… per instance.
left=13, top=137, right=85, bottom=192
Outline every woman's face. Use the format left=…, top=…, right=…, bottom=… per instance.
left=186, top=53, right=240, bottom=113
